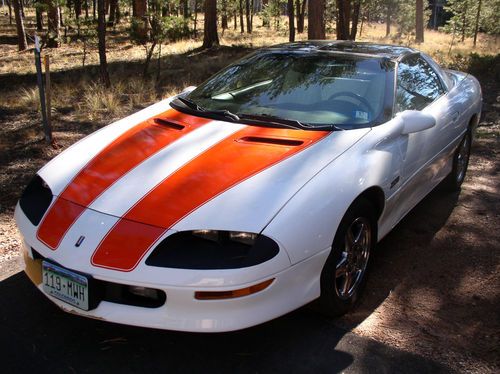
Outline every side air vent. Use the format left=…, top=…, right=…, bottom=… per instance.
left=238, top=136, right=304, bottom=147
left=153, top=118, right=185, bottom=130
left=19, top=175, right=53, bottom=226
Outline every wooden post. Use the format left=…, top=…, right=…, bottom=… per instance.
left=44, top=55, right=52, bottom=133
left=34, top=35, right=52, bottom=143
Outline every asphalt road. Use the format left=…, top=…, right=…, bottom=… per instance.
left=0, top=270, right=448, bottom=374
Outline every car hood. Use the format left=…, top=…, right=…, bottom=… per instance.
left=36, top=104, right=369, bottom=270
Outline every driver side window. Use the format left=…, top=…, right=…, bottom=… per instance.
left=396, top=55, right=445, bottom=113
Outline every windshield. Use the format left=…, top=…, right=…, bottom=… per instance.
left=187, top=51, right=395, bottom=129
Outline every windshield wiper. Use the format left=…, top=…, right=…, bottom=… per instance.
left=172, top=97, right=240, bottom=121
left=238, top=113, right=343, bottom=131
left=172, top=99, right=343, bottom=131
left=238, top=113, right=309, bottom=130
left=206, top=109, right=240, bottom=121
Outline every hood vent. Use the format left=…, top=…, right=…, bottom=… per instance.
left=153, top=118, right=185, bottom=130
left=238, top=136, right=304, bottom=147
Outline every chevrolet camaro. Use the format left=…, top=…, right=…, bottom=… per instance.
left=15, top=42, right=482, bottom=332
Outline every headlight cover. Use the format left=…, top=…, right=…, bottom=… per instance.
left=145, top=230, right=279, bottom=270
left=19, top=175, right=53, bottom=226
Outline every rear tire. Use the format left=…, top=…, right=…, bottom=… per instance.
left=318, top=198, right=376, bottom=317
left=444, top=131, right=471, bottom=191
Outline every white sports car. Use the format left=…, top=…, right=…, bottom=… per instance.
left=16, top=42, right=482, bottom=332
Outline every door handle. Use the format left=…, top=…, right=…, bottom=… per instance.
left=452, top=111, right=460, bottom=122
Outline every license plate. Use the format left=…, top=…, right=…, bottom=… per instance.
left=42, top=261, right=89, bottom=311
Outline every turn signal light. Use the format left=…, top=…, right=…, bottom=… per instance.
left=194, top=279, right=274, bottom=300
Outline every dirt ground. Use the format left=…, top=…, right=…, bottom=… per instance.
left=1, top=24, right=499, bottom=374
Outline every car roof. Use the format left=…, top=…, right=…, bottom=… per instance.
left=266, top=41, right=418, bottom=60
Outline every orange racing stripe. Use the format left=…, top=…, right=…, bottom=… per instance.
left=91, top=126, right=329, bottom=271
left=37, top=109, right=210, bottom=250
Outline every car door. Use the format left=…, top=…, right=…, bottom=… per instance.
left=391, top=53, right=456, bottom=222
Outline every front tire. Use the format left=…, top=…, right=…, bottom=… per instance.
left=444, top=131, right=472, bottom=191
left=318, top=198, right=376, bottom=317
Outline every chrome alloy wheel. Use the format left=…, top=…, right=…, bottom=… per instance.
left=456, top=135, right=470, bottom=184
left=334, top=217, right=372, bottom=300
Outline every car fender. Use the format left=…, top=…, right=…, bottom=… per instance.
left=262, top=117, right=407, bottom=265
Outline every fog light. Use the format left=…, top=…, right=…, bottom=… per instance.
left=194, top=278, right=274, bottom=300
left=128, top=286, right=159, bottom=299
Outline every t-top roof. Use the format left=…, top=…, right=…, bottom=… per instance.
left=268, top=41, right=418, bottom=60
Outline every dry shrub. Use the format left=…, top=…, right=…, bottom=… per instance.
left=18, top=87, right=41, bottom=112
left=80, top=83, right=123, bottom=120
left=125, top=78, right=157, bottom=108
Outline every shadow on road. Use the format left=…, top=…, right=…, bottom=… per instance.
left=0, top=269, right=448, bottom=373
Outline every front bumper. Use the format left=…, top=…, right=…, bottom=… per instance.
left=22, top=242, right=328, bottom=332
left=16, top=204, right=329, bottom=332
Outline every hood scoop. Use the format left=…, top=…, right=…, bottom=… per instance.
left=238, top=136, right=304, bottom=147
left=153, top=118, right=185, bottom=130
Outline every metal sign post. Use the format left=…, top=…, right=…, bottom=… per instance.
left=34, top=35, right=52, bottom=143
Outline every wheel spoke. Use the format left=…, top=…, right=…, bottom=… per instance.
left=346, top=228, right=355, bottom=250
left=342, top=271, right=354, bottom=295
left=353, top=222, right=365, bottom=245
left=335, top=256, right=348, bottom=278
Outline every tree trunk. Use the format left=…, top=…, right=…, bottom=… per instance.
left=296, top=0, right=305, bottom=34
left=13, top=0, right=27, bottom=51
left=234, top=9, right=237, bottom=30
left=36, top=1, right=43, bottom=31
left=133, top=0, right=149, bottom=41
left=202, top=0, right=219, bottom=48
left=336, top=0, right=350, bottom=40
left=46, top=0, right=61, bottom=48
left=59, top=6, right=65, bottom=27
left=385, top=7, right=391, bottom=36
left=288, top=0, right=295, bottom=42
left=308, top=0, right=325, bottom=39
left=7, top=0, right=12, bottom=26
left=93, top=0, right=96, bottom=20
left=75, top=0, right=82, bottom=20
left=221, top=0, right=228, bottom=30
left=415, top=0, right=424, bottom=43
left=85, top=0, right=89, bottom=19
left=19, top=0, right=24, bottom=18
left=473, top=0, right=482, bottom=47
left=350, top=0, right=360, bottom=40
left=97, top=0, right=111, bottom=87
left=193, top=0, right=198, bottom=36
left=239, top=0, right=244, bottom=33
left=115, top=1, right=120, bottom=23
left=250, top=0, right=254, bottom=31
left=108, top=0, right=117, bottom=25
left=461, top=2, right=467, bottom=42
left=245, top=0, right=251, bottom=33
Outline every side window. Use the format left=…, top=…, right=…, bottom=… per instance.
left=396, top=55, right=445, bottom=113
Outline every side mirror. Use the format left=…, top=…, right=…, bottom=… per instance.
left=398, top=110, right=436, bottom=134
left=181, top=86, right=197, bottom=95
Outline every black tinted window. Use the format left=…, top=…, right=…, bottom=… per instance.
left=396, top=55, right=444, bottom=113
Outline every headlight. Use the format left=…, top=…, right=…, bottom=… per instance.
left=19, top=175, right=53, bottom=226
left=145, top=230, right=279, bottom=270
left=192, top=230, right=258, bottom=246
